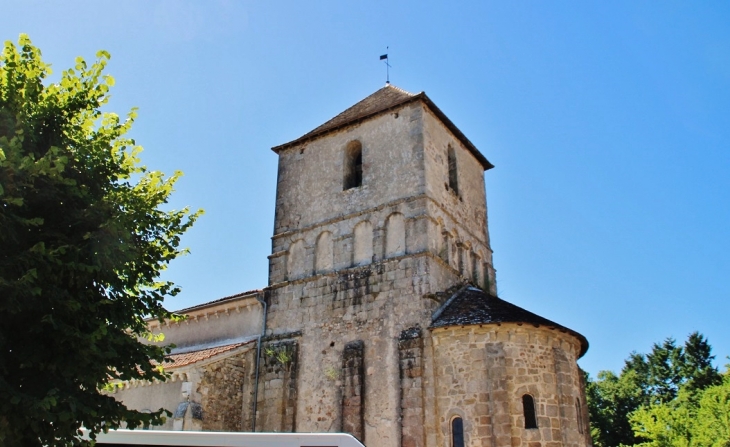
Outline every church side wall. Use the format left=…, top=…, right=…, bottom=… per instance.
left=430, top=325, right=588, bottom=447
left=146, top=297, right=263, bottom=350
left=111, top=380, right=182, bottom=430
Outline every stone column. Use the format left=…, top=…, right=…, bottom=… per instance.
left=256, top=339, right=299, bottom=432
left=486, top=342, right=509, bottom=447
left=341, top=340, right=365, bottom=442
left=399, top=327, right=425, bottom=447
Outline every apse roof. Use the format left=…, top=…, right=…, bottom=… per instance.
left=431, top=286, right=589, bottom=357
left=271, top=84, right=494, bottom=170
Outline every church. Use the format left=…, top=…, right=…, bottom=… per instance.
left=112, top=84, right=592, bottom=447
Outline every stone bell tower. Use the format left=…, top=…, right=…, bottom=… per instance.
left=268, top=84, right=496, bottom=290
left=258, top=84, right=590, bottom=447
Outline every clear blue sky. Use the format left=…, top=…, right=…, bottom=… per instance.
left=5, top=0, right=729, bottom=377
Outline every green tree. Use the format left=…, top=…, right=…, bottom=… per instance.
left=586, top=368, right=645, bottom=446
left=0, top=35, right=201, bottom=446
left=630, top=371, right=730, bottom=447
left=587, top=332, right=722, bottom=446
left=682, top=333, right=723, bottom=395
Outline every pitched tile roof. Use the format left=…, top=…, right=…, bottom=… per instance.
left=431, top=287, right=588, bottom=357
left=272, top=84, right=494, bottom=170
left=162, top=341, right=254, bottom=369
left=174, top=289, right=262, bottom=314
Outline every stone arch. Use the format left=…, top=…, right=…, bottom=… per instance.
left=460, top=242, right=472, bottom=278
left=471, top=250, right=480, bottom=284
left=315, top=231, right=334, bottom=274
left=384, top=212, right=406, bottom=258
left=449, top=232, right=459, bottom=271
left=474, top=251, right=485, bottom=288
left=576, top=397, right=584, bottom=434
left=433, top=218, right=444, bottom=257
left=450, top=415, right=465, bottom=447
left=353, top=221, right=373, bottom=266
left=440, top=227, right=450, bottom=263
left=287, top=239, right=306, bottom=279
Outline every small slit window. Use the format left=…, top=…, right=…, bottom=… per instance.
left=576, top=398, right=584, bottom=434
left=523, top=394, right=538, bottom=429
left=451, top=417, right=465, bottom=447
left=344, top=140, right=363, bottom=190
left=447, top=145, right=458, bottom=195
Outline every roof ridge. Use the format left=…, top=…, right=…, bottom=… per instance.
left=173, top=288, right=262, bottom=314
left=384, top=83, right=417, bottom=96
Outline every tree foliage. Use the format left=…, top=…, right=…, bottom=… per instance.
left=0, top=35, right=201, bottom=446
left=630, top=373, right=730, bottom=447
left=586, top=332, right=724, bottom=447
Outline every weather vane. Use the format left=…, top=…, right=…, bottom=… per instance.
left=380, top=47, right=391, bottom=84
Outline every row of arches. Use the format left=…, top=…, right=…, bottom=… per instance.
left=438, top=228, right=488, bottom=288
left=287, top=213, right=407, bottom=280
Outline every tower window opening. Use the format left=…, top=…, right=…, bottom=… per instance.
left=451, top=416, right=465, bottom=447
left=523, top=394, right=538, bottom=429
left=447, top=145, right=459, bottom=195
left=344, top=140, right=363, bottom=190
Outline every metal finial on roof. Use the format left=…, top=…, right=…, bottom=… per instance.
left=379, top=47, right=391, bottom=84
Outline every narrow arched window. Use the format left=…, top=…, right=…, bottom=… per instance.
left=523, top=394, right=538, bottom=429
left=451, top=417, right=465, bottom=447
left=576, top=398, right=584, bottom=434
left=447, top=145, right=458, bottom=194
left=344, top=140, right=363, bottom=190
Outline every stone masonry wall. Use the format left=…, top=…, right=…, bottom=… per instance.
left=422, top=105, right=490, bottom=250
left=431, top=324, right=588, bottom=447
left=264, top=254, right=461, bottom=446
left=272, top=103, right=425, bottom=236
left=198, top=350, right=253, bottom=431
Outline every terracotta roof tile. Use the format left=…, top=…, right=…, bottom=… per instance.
left=162, top=341, right=253, bottom=369
left=431, top=287, right=588, bottom=357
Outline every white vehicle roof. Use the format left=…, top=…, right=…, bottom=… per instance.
left=84, top=429, right=365, bottom=447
